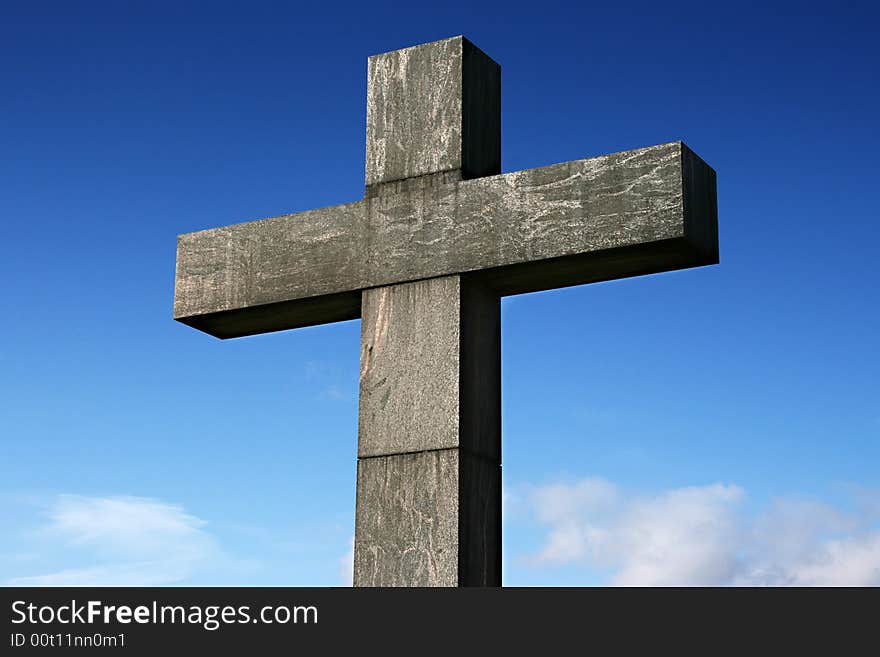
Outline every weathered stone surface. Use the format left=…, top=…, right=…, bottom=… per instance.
left=359, top=276, right=500, bottom=459
left=354, top=449, right=500, bottom=586
left=365, top=36, right=500, bottom=188
left=174, top=142, right=717, bottom=338
left=172, top=34, right=718, bottom=590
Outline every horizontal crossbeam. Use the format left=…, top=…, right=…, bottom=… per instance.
left=174, top=141, right=717, bottom=338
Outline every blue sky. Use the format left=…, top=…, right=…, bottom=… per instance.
left=1, top=1, right=878, bottom=586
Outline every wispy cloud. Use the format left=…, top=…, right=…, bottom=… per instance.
left=338, top=537, right=354, bottom=586
left=304, top=360, right=354, bottom=402
left=515, top=478, right=880, bottom=586
left=8, top=495, right=220, bottom=586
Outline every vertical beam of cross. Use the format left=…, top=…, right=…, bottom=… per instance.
left=354, top=37, right=502, bottom=586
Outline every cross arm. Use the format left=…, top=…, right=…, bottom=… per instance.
left=174, top=141, right=717, bottom=338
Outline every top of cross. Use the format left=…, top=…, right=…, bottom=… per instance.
left=365, top=36, right=500, bottom=190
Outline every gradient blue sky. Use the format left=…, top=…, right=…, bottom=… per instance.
left=2, top=1, right=878, bottom=586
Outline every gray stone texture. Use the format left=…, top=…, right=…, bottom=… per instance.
left=356, top=275, right=500, bottom=586
left=354, top=449, right=500, bottom=587
left=174, top=142, right=717, bottom=338
left=358, top=276, right=500, bottom=460
left=365, top=36, right=500, bottom=188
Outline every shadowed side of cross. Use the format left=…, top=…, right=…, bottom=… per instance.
left=173, top=36, right=718, bottom=586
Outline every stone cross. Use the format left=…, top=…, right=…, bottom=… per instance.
left=173, top=36, right=718, bottom=586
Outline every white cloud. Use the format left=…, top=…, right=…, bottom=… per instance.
left=322, top=385, right=349, bottom=401
left=520, top=478, right=880, bottom=586
left=8, top=495, right=219, bottom=586
left=11, top=563, right=193, bottom=587
left=304, top=360, right=354, bottom=402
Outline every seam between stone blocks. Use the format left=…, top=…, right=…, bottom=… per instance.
left=363, top=167, right=465, bottom=197
left=357, top=445, right=500, bottom=466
